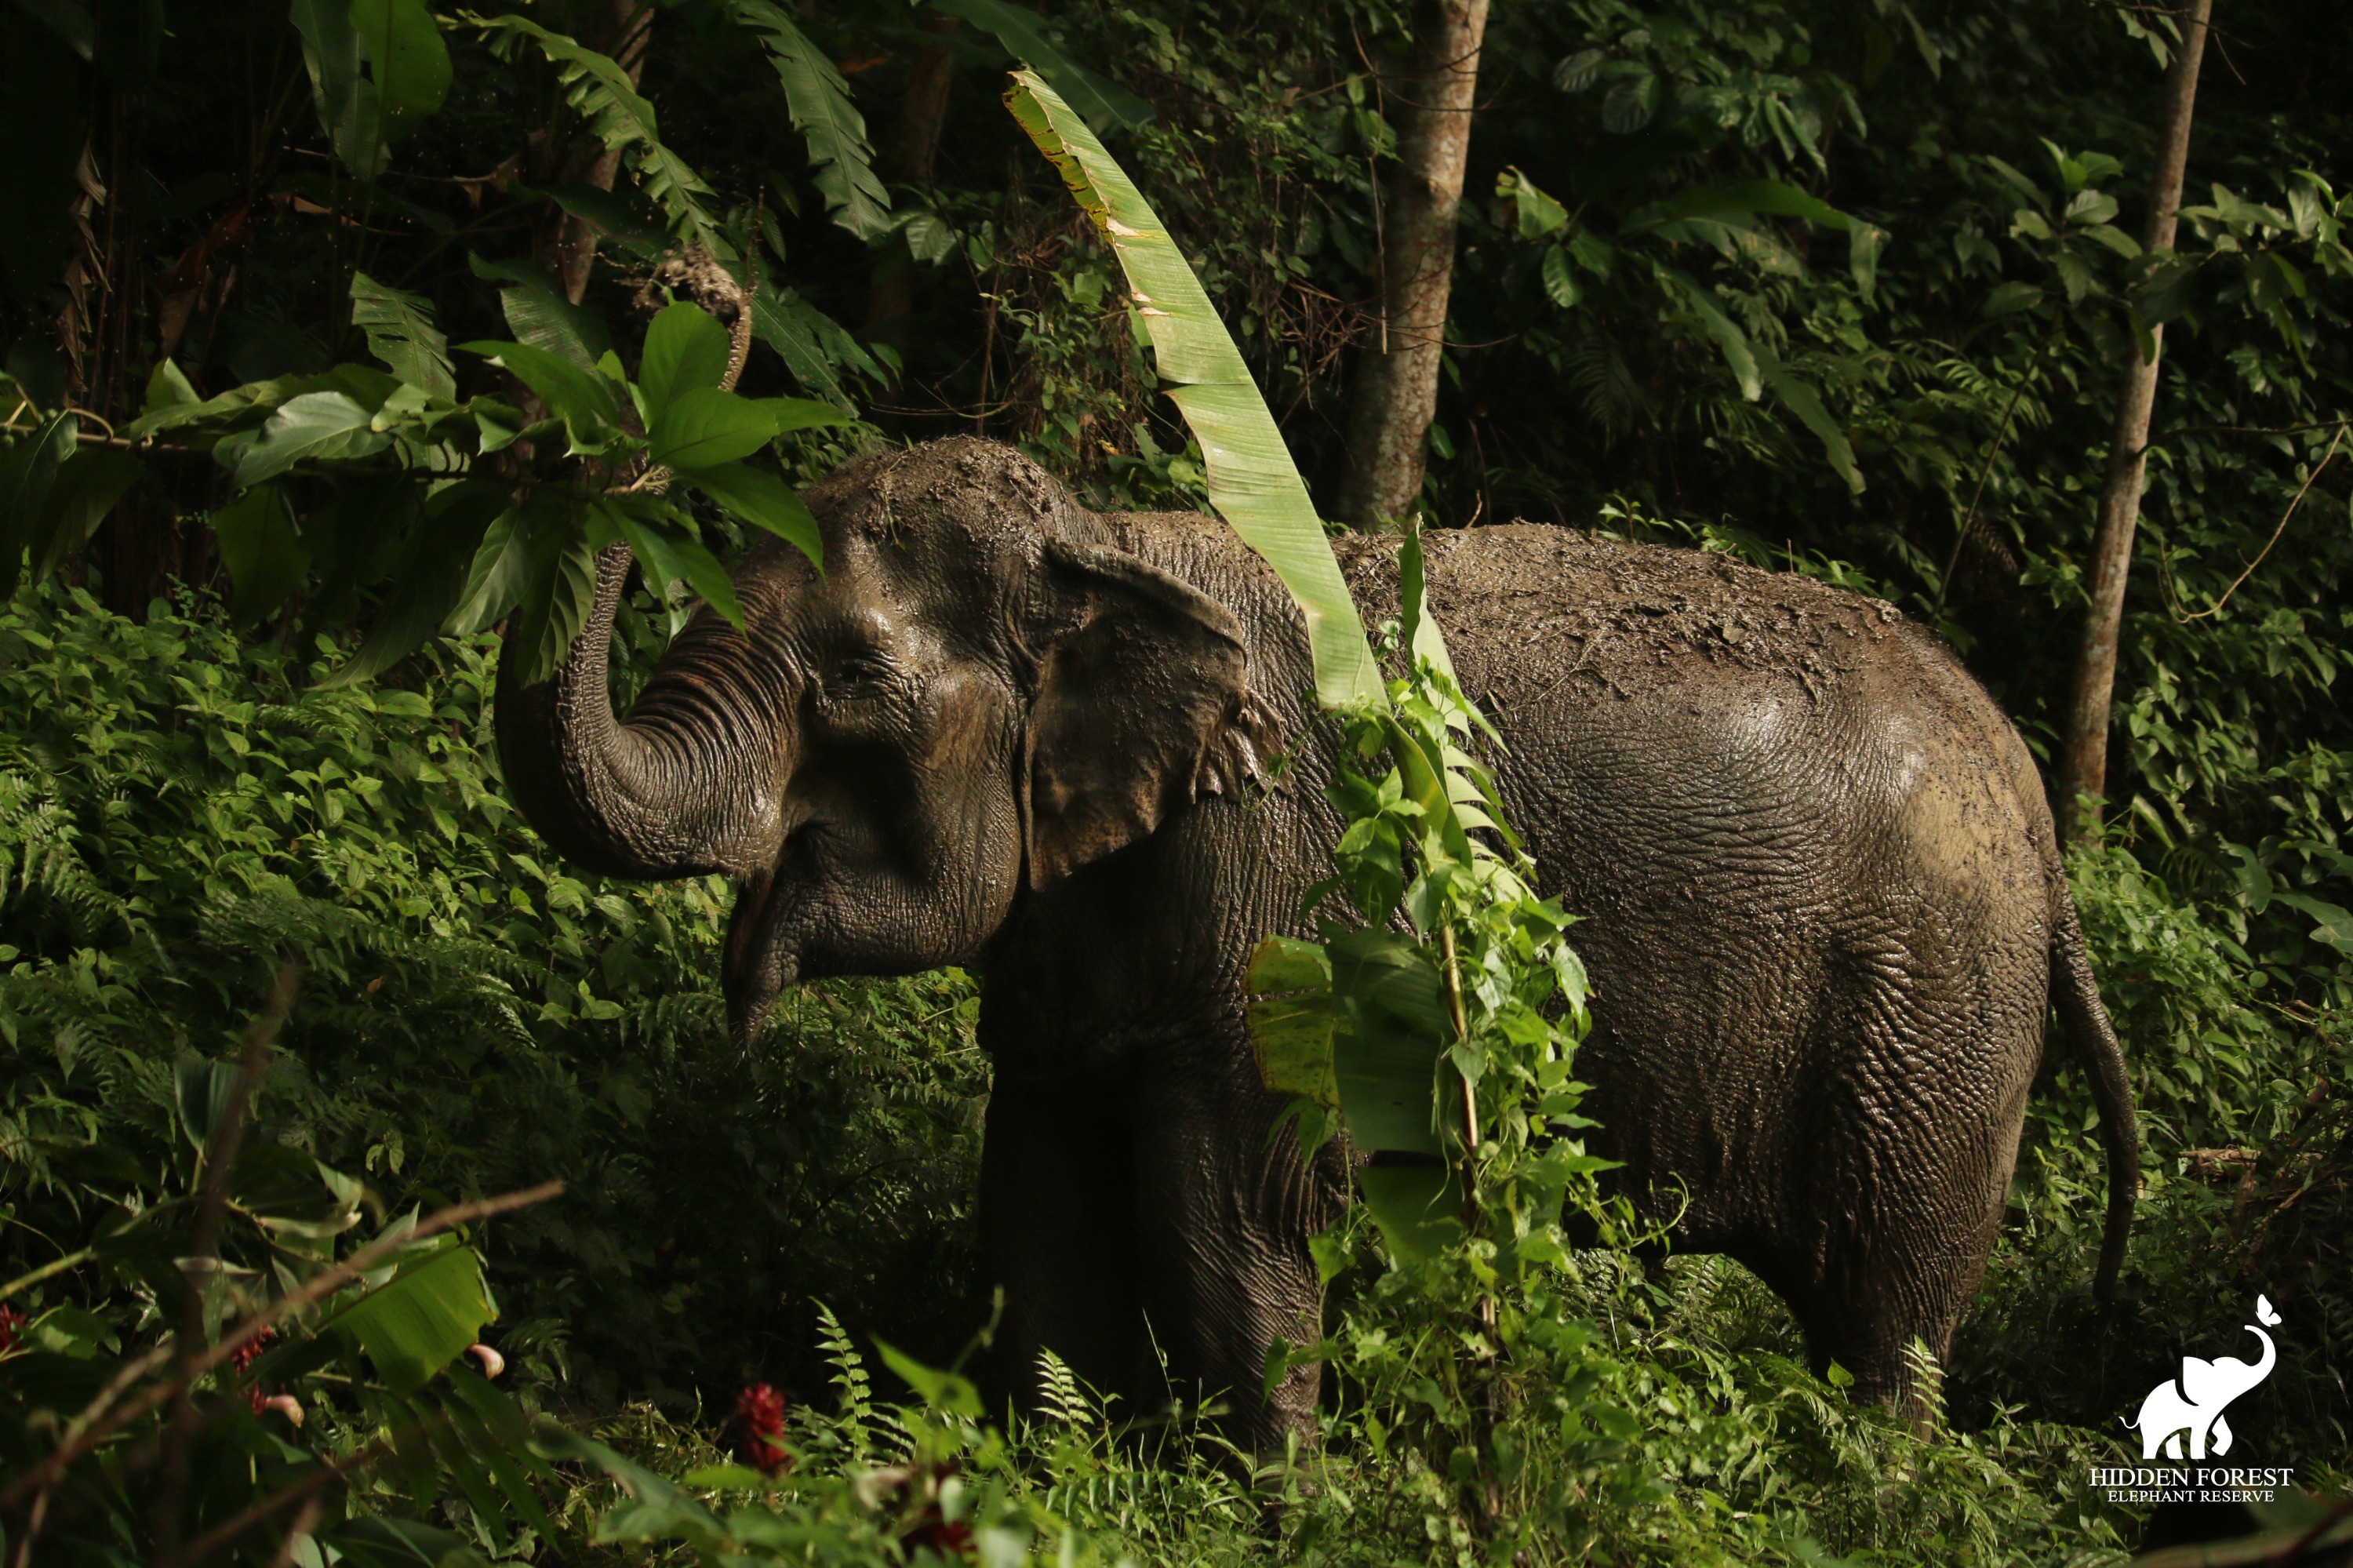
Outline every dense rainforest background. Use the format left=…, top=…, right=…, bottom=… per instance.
left=2, top=0, right=2351, bottom=1562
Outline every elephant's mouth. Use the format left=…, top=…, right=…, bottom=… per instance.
left=723, top=862, right=797, bottom=1046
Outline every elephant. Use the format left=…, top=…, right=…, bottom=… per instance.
left=2129, top=1301, right=2281, bottom=1460
left=495, top=435, right=2140, bottom=1443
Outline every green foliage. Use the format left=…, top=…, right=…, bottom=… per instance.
left=0, top=579, right=993, bottom=1428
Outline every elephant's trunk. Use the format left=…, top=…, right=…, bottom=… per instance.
left=495, top=543, right=782, bottom=880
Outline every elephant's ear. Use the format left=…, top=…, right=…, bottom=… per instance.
left=1022, top=540, right=1248, bottom=889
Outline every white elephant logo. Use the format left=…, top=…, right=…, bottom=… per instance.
left=2126, top=1295, right=2283, bottom=1460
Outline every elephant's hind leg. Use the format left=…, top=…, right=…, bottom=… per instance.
left=1791, top=977, right=2038, bottom=1418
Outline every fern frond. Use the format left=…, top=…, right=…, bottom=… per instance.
left=1035, top=1346, right=1091, bottom=1434
left=812, top=1299, right=873, bottom=1458
left=724, top=0, right=892, bottom=240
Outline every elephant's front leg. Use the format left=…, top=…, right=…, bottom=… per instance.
left=1126, top=1045, right=1338, bottom=1451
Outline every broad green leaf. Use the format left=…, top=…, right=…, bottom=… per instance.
left=1246, top=935, right=1339, bottom=1106
left=647, top=387, right=775, bottom=470
left=1397, top=518, right=1454, bottom=684
left=1007, top=70, right=1381, bottom=711
left=2065, top=187, right=2120, bottom=227
left=600, top=500, right=744, bottom=631
left=15, top=0, right=93, bottom=60
left=1541, top=246, right=1581, bottom=308
left=638, top=302, right=733, bottom=414
left=1358, top=1162, right=1464, bottom=1264
left=1327, top=930, right=1449, bottom=1155
left=1552, top=49, right=1605, bottom=92
left=475, top=16, right=717, bottom=243
left=322, top=480, right=506, bottom=685
left=446, top=505, right=533, bottom=635
left=232, top=391, right=391, bottom=488
left=458, top=340, right=620, bottom=450
left=319, top=1242, right=493, bottom=1395
left=142, top=358, right=199, bottom=413
left=1982, top=280, right=2046, bottom=318
left=755, top=396, right=856, bottom=434
left=0, top=410, right=77, bottom=595
left=289, top=0, right=384, bottom=179
left=209, top=482, right=308, bottom=623
left=1660, top=267, right=1760, bottom=402
left=874, top=1337, right=984, bottom=1417
left=350, top=270, right=455, bottom=399
left=1849, top=223, right=1887, bottom=302
left=471, top=253, right=613, bottom=369
left=527, top=180, right=668, bottom=258
left=122, top=372, right=304, bottom=442
left=349, top=0, right=450, bottom=144
left=1755, top=344, right=1864, bottom=496
left=507, top=526, right=599, bottom=685
left=747, top=280, right=875, bottom=404
left=725, top=0, right=892, bottom=239
left=28, top=446, right=142, bottom=584
left=683, top=462, right=822, bottom=567
left=941, top=0, right=1153, bottom=133
left=1624, top=178, right=1858, bottom=235
left=1499, top=166, right=1569, bottom=240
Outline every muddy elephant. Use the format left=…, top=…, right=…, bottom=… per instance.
left=495, top=436, right=2138, bottom=1443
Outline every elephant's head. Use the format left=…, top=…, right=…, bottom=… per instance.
left=494, top=438, right=1264, bottom=1039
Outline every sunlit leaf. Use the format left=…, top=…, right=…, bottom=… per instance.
left=318, top=1241, right=493, bottom=1394
left=682, top=461, right=821, bottom=567
left=637, top=303, right=733, bottom=415
left=233, top=391, right=390, bottom=488
left=647, top=387, right=775, bottom=470
left=351, top=270, right=455, bottom=399
left=458, top=340, right=620, bottom=450
left=1006, top=69, right=1381, bottom=710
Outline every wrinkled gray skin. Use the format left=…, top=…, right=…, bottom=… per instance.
left=496, top=437, right=2138, bottom=1444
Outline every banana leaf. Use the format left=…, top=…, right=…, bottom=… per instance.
left=1004, top=69, right=1384, bottom=714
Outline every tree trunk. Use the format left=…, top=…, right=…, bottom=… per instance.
left=2053, top=0, right=2214, bottom=842
left=865, top=11, right=958, bottom=353
left=1333, top=0, right=1490, bottom=527
left=535, top=0, right=654, bottom=305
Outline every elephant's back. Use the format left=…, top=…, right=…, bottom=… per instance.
left=1333, top=524, right=1918, bottom=708
left=1333, top=525, right=2057, bottom=1243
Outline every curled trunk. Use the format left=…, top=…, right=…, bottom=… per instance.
left=494, top=543, right=781, bottom=880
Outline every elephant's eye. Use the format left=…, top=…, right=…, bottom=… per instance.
left=817, top=652, right=900, bottom=705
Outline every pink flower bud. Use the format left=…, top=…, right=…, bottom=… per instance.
left=262, top=1395, right=304, bottom=1428
left=467, top=1342, right=505, bottom=1378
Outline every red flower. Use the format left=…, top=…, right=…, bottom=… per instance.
left=734, top=1383, right=791, bottom=1475
left=231, top=1326, right=275, bottom=1373
left=234, top=1326, right=276, bottom=1413
left=0, top=1304, right=25, bottom=1355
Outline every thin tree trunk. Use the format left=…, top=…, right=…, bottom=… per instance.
left=866, top=10, right=958, bottom=352
left=1333, top=0, right=1489, bottom=526
left=535, top=0, right=653, bottom=304
left=2053, top=0, right=2214, bottom=842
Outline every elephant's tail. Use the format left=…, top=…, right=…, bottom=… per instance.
left=2051, top=884, right=2140, bottom=1300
